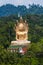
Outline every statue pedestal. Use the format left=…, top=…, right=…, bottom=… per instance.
left=11, top=40, right=31, bottom=46
left=8, top=40, right=31, bottom=54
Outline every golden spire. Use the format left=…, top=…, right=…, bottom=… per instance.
left=20, top=16, right=23, bottom=23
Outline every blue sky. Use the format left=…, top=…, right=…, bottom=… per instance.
left=0, top=0, right=43, bottom=7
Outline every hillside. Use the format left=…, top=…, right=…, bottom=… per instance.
left=0, top=4, right=43, bottom=17
left=0, top=15, right=43, bottom=65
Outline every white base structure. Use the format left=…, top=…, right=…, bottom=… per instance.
left=11, top=40, right=31, bottom=46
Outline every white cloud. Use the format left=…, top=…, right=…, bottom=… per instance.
left=0, top=0, right=43, bottom=7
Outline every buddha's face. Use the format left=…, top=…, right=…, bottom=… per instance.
left=19, top=23, right=24, bottom=29
left=18, top=23, right=25, bottom=31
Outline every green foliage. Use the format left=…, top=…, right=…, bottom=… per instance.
left=0, top=15, right=43, bottom=65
